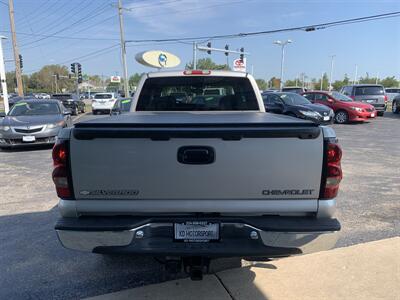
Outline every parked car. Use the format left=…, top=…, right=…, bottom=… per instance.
left=51, top=93, right=85, bottom=115
left=7, top=96, right=35, bottom=109
left=385, top=88, right=400, bottom=103
left=36, top=93, right=51, bottom=99
left=282, top=86, right=307, bottom=94
left=263, top=92, right=334, bottom=125
left=0, top=99, right=72, bottom=148
left=92, top=92, right=117, bottom=114
left=53, top=70, right=341, bottom=281
left=392, top=94, right=400, bottom=114
left=339, top=84, right=387, bottom=116
left=110, top=98, right=132, bottom=115
left=302, top=91, right=376, bottom=124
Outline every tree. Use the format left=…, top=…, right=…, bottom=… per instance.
left=255, top=79, right=267, bottom=90
left=315, top=73, right=329, bottom=90
left=380, top=76, right=398, bottom=88
left=185, top=58, right=229, bottom=70
left=128, top=73, right=143, bottom=90
left=28, top=65, right=74, bottom=93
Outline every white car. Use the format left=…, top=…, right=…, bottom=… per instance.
left=91, top=93, right=117, bottom=115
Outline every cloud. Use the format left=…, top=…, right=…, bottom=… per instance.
left=126, top=0, right=232, bottom=34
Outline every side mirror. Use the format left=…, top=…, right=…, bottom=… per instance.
left=63, top=109, right=72, bottom=115
left=0, top=112, right=6, bottom=118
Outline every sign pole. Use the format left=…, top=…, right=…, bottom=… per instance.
left=0, top=36, right=9, bottom=113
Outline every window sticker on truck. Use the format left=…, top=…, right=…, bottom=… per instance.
left=262, top=189, right=315, bottom=196
left=79, top=189, right=139, bottom=196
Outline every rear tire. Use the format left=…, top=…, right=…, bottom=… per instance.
left=72, top=107, right=78, bottom=116
left=392, top=101, right=399, bottom=114
left=81, top=105, right=85, bottom=113
left=93, top=110, right=97, bottom=115
left=335, top=110, right=349, bottom=124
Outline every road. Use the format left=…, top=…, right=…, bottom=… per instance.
left=0, top=113, right=399, bottom=299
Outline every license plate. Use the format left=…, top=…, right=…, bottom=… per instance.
left=323, top=116, right=330, bottom=121
left=366, top=100, right=375, bottom=103
left=371, top=113, right=375, bottom=117
left=174, top=222, right=219, bottom=242
left=22, top=136, right=36, bottom=142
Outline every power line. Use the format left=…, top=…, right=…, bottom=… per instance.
left=19, top=3, right=113, bottom=47
left=0, top=30, right=119, bottom=41
left=125, top=11, right=400, bottom=43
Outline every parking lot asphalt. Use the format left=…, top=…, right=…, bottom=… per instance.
left=0, top=112, right=399, bottom=299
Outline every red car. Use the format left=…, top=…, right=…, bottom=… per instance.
left=302, top=91, right=376, bottom=124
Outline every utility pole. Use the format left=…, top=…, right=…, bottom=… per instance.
left=8, top=0, right=23, bottom=96
left=193, top=41, right=197, bottom=69
left=375, top=72, right=379, bottom=84
left=0, top=36, right=10, bottom=113
left=117, top=0, right=129, bottom=97
left=328, top=55, right=335, bottom=91
left=273, top=40, right=292, bottom=91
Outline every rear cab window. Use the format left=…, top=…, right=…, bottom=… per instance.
left=355, top=86, right=384, bottom=96
left=136, top=76, right=259, bottom=111
left=95, top=94, right=113, bottom=99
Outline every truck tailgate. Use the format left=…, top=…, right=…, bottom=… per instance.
left=69, top=112, right=323, bottom=202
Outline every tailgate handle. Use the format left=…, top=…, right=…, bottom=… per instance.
left=178, top=146, right=215, bottom=165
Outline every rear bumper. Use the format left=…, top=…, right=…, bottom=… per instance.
left=55, top=216, right=340, bottom=257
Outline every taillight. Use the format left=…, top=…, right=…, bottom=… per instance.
left=321, top=141, right=343, bottom=199
left=384, top=95, right=388, bottom=103
left=52, top=140, right=73, bottom=199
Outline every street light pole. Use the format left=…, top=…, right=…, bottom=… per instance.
left=273, top=40, right=292, bottom=91
left=0, top=36, right=10, bottom=113
left=329, top=55, right=335, bottom=91
left=193, top=41, right=197, bottom=70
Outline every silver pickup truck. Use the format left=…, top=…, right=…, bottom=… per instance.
left=52, top=70, right=342, bottom=279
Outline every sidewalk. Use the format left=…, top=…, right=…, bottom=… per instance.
left=88, top=237, right=400, bottom=300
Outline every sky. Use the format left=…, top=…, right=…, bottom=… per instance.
left=0, top=0, right=399, bottom=82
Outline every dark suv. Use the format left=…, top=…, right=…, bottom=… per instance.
left=339, top=84, right=387, bottom=116
left=51, top=94, right=85, bottom=116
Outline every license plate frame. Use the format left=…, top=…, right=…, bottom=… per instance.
left=323, top=116, right=330, bottom=121
left=366, top=99, right=375, bottom=103
left=174, top=221, right=220, bottom=242
left=22, top=135, right=36, bottom=142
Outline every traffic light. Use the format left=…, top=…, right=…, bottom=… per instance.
left=19, top=54, right=23, bottom=69
left=206, top=42, right=212, bottom=55
left=70, top=63, right=76, bottom=74
left=224, top=44, right=229, bottom=56
left=77, top=63, right=82, bottom=83
left=240, top=47, right=244, bottom=61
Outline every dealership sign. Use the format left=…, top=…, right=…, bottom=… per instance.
left=110, top=76, right=121, bottom=83
left=135, top=50, right=181, bottom=69
left=233, top=58, right=246, bottom=72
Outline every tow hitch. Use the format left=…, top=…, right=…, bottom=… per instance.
left=163, top=256, right=211, bottom=281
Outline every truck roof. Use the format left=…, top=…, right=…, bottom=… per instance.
left=147, top=70, right=249, bottom=78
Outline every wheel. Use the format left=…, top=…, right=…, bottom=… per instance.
left=377, top=111, right=384, bottom=117
left=72, top=106, right=78, bottom=116
left=335, top=110, right=349, bottom=124
left=92, top=110, right=97, bottom=115
left=81, top=105, right=85, bottom=113
left=392, top=101, right=399, bottom=114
